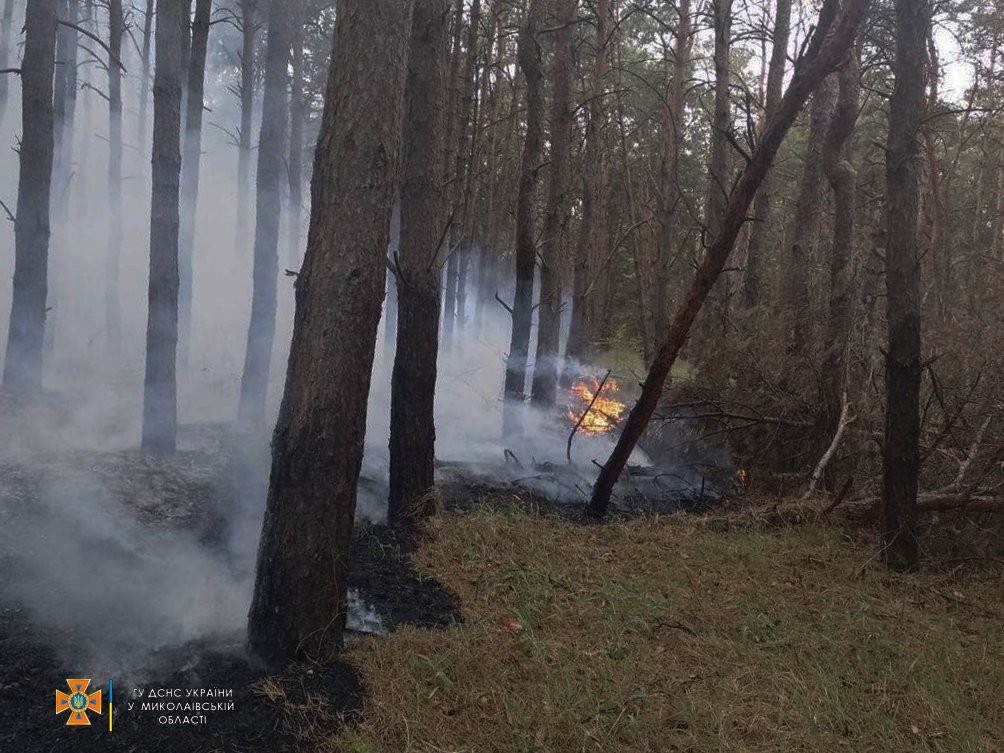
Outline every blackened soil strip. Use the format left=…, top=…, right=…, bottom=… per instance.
left=0, top=608, right=362, bottom=753
left=348, top=523, right=462, bottom=630
left=0, top=524, right=457, bottom=753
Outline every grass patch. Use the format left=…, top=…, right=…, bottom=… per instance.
left=331, top=506, right=1004, bottom=752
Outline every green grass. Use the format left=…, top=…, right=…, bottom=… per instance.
left=329, top=505, right=1004, bottom=752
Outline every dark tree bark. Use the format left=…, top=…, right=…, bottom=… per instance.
left=530, top=0, right=577, bottom=406
left=388, top=0, right=447, bottom=526
left=178, top=0, right=212, bottom=369
left=882, top=0, right=930, bottom=571
left=565, top=0, right=612, bottom=372
left=141, top=0, right=185, bottom=453
left=0, top=0, right=15, bottom=124
left=235, top=0, right=256, bottom=252
left=820, top=49, right=859, bottom=442
left=784, top=72, right=837, bottom=353
left=286, top=1, right=306, bottom=266
left=3, top=0, right=57, bottom=396
left=742, top=0, right=792, bottom=307
left=247, top=0, right=414, bottom=665
left=106, top=0, right=124, bottom=346
left=138, top=0, right=154, bottom=151
left=502, top=0, right=545, bottom=437
left=238, top=0, right=292, bottom=425
left=587, top=0, right=872, bottom=517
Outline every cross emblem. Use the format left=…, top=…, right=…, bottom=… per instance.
left=55, top=679, right=103, bottom=726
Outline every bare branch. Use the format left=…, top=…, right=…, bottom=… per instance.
left=58, top=20, right=127, bottom=71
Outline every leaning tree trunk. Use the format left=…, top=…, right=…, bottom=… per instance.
left=742, top=0, right=792, bottom=307
left=106, top=0, right=124, bottom=347
left=819, top=49, right=860, bottom=445
left=530, top=0, right=577, bottom=407
left=388, top=0, right=447, bottom=527
left=178, top=0, right=212, bottom=370
left=565, top=0, right=612, bottom=373
left=247, top=0, right=414, bottom=666
left=3, top=0, right=56, bottom=397
left=234, top=0, right=255, bottom=254
left=141, top=0, right=185, bottom=453
left=882, top=0, right=930, bottom=571
left=501, top=0, right=545, bottom=437
left=587, top=0, right=872, bottom=517
left=0, top=0, right=15, bottom=124
left=238, top=0, right=291, bottom=426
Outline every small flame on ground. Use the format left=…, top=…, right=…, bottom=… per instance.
left=738, top=468, right=749, bottom=488
left=567, top=376, right=627, bottom=435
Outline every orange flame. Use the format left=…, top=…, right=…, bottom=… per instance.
left=567, top=376, right=627, bottom=435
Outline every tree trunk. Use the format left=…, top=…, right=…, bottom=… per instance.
left=819, top=48, right=859, bottom=443
left=178, top=0, right=211, bottom=370
left=0, top=0, right=15, bottom=124
left=388, top=0, right=447, bottom=526
left=247, top=0, right=414, bottom=666
left=238, top=0, right=291, bottom=426
left=235, top=0, right=256, bottom=254
left=52, top=0, right=78, bottom=218
left=530, top=0, right=577, bottom=406
left=651, top=0, right=693, bottom=357
left=138, top=0, right=154, bottom=151
left=441, top=0, right=464, bottom=342
left=442, top=0, right=481, bottom=343
left=106, top=0, right=124, bottom=347
left=46, top=0, right=78, bottom=359
left=286, top=3, right=306, bottom=266
left=502, top=0, right=545, bottom=437
left=882, top=0, right=930, bottom=571
left=587, top=0, right=872, bottom=517
left=565, top=0, right=612, bottom=373
left=141, top=0, right=184, bottom=453
left=742, top=0, right=792, bottom=307
left=699, top=0, right=733, bottom=343
left=784, top=73, right=837, bottom=354
left=3, top=0, right=56, bottom=397
left=473, top=1, right=507, bottom=332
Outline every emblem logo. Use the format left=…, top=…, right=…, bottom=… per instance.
left=55, top=678, right=103, bottom=726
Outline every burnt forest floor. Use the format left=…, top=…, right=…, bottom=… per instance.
left=2, top=422, right=1003, bottom=752
left=0, top=423, right=461, bottom=753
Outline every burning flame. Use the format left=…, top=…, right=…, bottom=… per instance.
left=567, top=376, right=627, bottom=435
left=738, top=468, right=749, bottom=489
